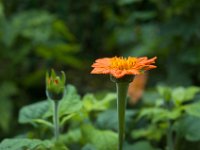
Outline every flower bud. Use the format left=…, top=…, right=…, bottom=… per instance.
left=46, top=69, right=66, bottom=101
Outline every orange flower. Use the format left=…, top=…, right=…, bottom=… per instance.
left=91, top=56, right=157, bottom=78
left=128, top=73, right=148, bottom=105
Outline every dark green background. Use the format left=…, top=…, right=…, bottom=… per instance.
left=0, top=0, right=200, bottom=143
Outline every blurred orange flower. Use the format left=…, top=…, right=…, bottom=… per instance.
left=128, top=73, right=148, bottom=105
left=91, top=56, right=157, bottom=78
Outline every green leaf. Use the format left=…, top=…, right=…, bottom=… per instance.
left=59, top=129, right=82, bottom=145
left=82, top=93, right=116, bottom=112
left=96, top=110, right=118, bottom=130
left=82, top=144, right=97, bottom=150
left=60, top=113, right=76, bottom=125
left=172, top=86, right=200, bottom=105
left=96, top=109, right=135, bottom=131
left=0, top=2, right=4, bottom=18
left=124, top=141, right=158, bottom=150
left=184, top=86, right=200, bottom=100
left=81, top=124, right=118, bottom=150
left=184, top=102, right=200, bottom=118
left=19, top=84, right=82, bottom=127
left=172, top=87, right=185, bottom=105
left=132, top=123, right=168, bottom=141
left=0, top=139, right=52, bottom=150
left=174, top=115, right=200, bottom=141
left=157, top=86, right=172, bottom=101
left=138, top=107, right=181, bottom=123
left=18, top=100, right=51, bottom=127
left=133, top=11, right=156, bottom=20
left=0, top=82, right=17, bottom=132
left=118, top=0, right=142, bottom=5
left=53, top=20, right=76, bottom=41
left=142, top=90, right=160, bottom=105
left=59, top=84, right=82, bottom=116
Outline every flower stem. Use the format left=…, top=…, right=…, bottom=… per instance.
left=116, top=82, right=129, bottom=150
left=53, top=100, right=60, bottom=140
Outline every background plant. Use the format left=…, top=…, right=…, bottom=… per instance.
left=1, top=0, right=200, bottom=149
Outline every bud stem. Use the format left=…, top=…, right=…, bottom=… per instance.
left=53, top=101, right=60, bottom=140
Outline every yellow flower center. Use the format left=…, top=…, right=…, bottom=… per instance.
left=110, top=57, right=137, bottom=70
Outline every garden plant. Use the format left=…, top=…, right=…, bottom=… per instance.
left=1, top=0, right=200, bottom=150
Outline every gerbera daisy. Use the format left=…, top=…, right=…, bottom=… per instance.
left=90, top=56, right=157, bottom=150
left=91, top=56, right=157, bottom=78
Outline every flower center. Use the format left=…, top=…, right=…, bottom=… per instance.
left=110, top=57, right=137, bottom=70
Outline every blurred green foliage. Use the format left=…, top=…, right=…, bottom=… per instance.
left=1, top=84, right=200, bottom=150
left=0, top=0, right=200, bottom=149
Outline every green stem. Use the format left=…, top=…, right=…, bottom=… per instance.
left=116, top=82, right=129, bottom=150
left=53, top=101, right=60, bottom=140
left=166, top=121, right=174, bottom=150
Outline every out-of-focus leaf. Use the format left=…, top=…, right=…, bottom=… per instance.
left=118, top=0, right=142, bottom=5
left=23, top=69, right=45, bottom=87
left=138, top=107, right=181, bottom=123
left=174, top=115, right=200, bottom=141
left=60, top=129, right=82, bottom=145
left=96, top=109, right=135, bottom=131
left=0, top=2, right=4, bottom=18
left=96, top=110, right=118, bottom=130
left=81, top=124, right=118, bottom=150
left=0, top=82, right=17, bottom=132
left=82, top=93, right=116, bottom=112
left=172, top=87, right=187, bottom=105
left=36, top=44, right=82, bottom=69
left=114, top=27, right=135, bottom=45
left=132, top=123, right=168, bottom=141
left=133, top=11, right=156, bottom=20
left=172, top=86, right=200, bottom=105
left=184, top=102, right=200, bottom=118
left=59, top=84, right=82, bottom=116
left=142, top=90, right=160, bottom=105
left=19, top=84, right=82, bottom=127
left=82, top=144, right=97, bottom=150
left=12, top=10, right=54, bottom=43
left=124, top=141, right=158, bottom=150
left=0, top=139, right=53, bottom=150
left=157, top=86, right=172, bottom=101
left=53, top=20, right=76, bottom=41
left=18, top=100, right=52, bottom=127
left=184, top=86, right=200, bottom=100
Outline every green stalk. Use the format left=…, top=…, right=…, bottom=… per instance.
left=53, top=100, right=60, bottom=140
left=116, top=82, right=129, bottom=150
